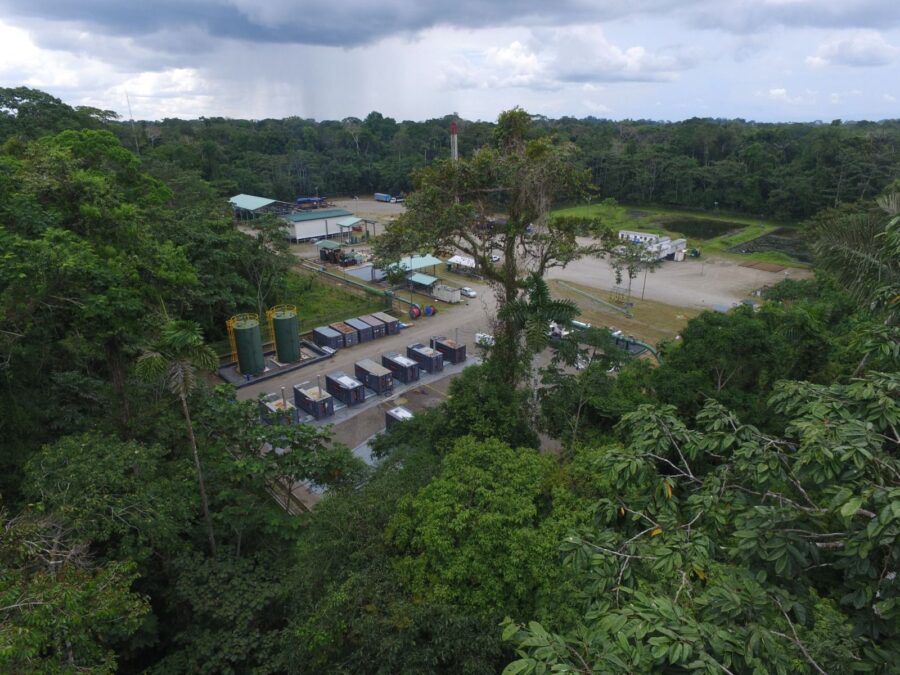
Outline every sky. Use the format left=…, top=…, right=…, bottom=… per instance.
left=0, top=0, right=898, bottom=123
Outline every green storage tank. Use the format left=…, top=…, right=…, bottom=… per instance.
left=271, top=305, right=300, bottom=363
left=233, top=317, right=265, bottom=375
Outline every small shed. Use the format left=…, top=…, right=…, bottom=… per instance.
left=293, top=384, right=335, bottom=419
left=407, top=272, right=439, bottom=293
left=354, top=359, right=394, bottom=394
left=359, top=314, right=386, bottom=339
left=330, top=322, right=359, bottom=347
left=312, top=326, right=343, bottom=350
left=385, top=406, right=414, bottom=430
left=430, top=336, right=467, bottom=364
left=407, top=343, right=444, bottom=373
left=325, top=371, right=366, bottom=406
left=345, top=317, right=374, bottom=343
left=382, top=352, right=420, bottom=383
left=371, top=312, right=399, bottom=335
left=316, top=239, right=342, bottom=262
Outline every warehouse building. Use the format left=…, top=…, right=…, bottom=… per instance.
left=284, top=209, right=357, bottom=242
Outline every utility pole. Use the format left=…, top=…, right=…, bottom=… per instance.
left=641, top=264, right=650, bottom=300
left=125, top=92, right=140, bottom=156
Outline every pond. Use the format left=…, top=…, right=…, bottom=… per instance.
left=726, top=228, right=812, bottom=262
left=659, top=217, right=747, bottom=240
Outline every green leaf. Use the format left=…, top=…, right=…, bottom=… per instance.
left=503, top=658, right=535, bottom=675
left=840, top=496, right=863, bottom=518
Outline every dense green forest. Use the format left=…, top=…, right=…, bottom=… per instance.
left=1, top=88, right=898, bottom=673
left=4, top=87, right=898, bottom=221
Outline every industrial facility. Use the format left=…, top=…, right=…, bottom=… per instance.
left=229, top=193, right=371, bottom=243
left=618, top=230, right=688, bottom=261
left=407, top=343, right=444, bottom=373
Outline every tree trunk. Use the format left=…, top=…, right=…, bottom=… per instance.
left=181, top=394, right=217, bottom=557
left=106, top=342, right=132, bottom=433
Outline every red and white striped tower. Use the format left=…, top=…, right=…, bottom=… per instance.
left=450, top=121, right=458, bottom=161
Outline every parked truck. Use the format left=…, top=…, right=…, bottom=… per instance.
left=374, top=193, right=392, bottom=203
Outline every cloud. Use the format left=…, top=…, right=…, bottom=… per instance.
left=689, top=0, right=900, bottom=35
left=535, top=26, right=699, bottom=83
left=441, top=26, right=698, bottom=91
left=2, top=0, right=898, bottom=58
left=0, top=0, right=680, bottom=50
left=1, top=2, right=898, bottom=123
left=806, top=31, right=898, bottom=67
left=763, top=87, right=815, bottom=105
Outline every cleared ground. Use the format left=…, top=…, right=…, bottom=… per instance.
left=547, top=279, right=699, bottom=344
left=547, top=244, right=809, bottom=310
left=332, top=197, right=405, bottom=236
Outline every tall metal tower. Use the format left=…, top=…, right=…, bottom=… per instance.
left=450, top=121, right=458, bottom=161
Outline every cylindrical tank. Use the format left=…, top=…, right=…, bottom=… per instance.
left=271, top=306, right=300, bottom=363
left=233, top=317, right=265, bottom=375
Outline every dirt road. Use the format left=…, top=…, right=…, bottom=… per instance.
left=548, top=241, right=810, bottom=309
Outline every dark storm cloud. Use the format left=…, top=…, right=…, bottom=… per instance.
left=0, top=0, right=644, bottom=47
left=5, top=0, right=896, bottom=52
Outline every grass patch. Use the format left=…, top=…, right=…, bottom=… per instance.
left=283, top=272, right=389, bottom=329
left=548, top=279, right=699, bottom=347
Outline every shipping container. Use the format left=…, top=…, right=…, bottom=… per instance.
left=345, top=317, right=374, bottom=343
left=381, top=352, right=420, bottom=383
left=430, top=336, right=467, bottom=364
left=358, top=314, right=386, bottom=338
left=433, top=284, right=461, bottom=303
left=293, top=384, right=335, bottom=419
left=371, top=311, right=399, bottom=335
left=325, top=371, right=366, bottom=406
left=406, top=342, right=444, bottom=373
left=374, top=192, right=392, bottom=202
left=354, top=359, right=394, bottom=394
left=330, top=322, right=360, bottom=347
left=386, top=405, right=414, bottom=430
left=312, top=326, right=343, bottom=351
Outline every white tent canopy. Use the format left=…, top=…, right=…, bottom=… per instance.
left=447, top=254, right=476, bottom=269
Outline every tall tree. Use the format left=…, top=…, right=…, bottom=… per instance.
left=497, top=272, right=580, bottom=417
left=504, top=370, right=900, bottom=674
left=375, top=107, right=609, bottom=382
left=136, top=320, right=218, bottom=556
left=813, top=192, right=899, bottom=320
left=0, top=508, right=148, bottom=673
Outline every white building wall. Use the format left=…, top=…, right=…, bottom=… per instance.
left=290, top=218, right=344, bottom=241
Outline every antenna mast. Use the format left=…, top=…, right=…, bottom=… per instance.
left=125, top=92, right=140, bottom=156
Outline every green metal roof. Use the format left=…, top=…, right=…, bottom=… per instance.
left=316, top=240, right=342, bottom=249
left=336, top=216, right=362, bottom=227
left=408, top=272, right=438, bottom=286
left=285, top=208, right=352, bottom=222
left=396, top=254, right=443, bottom=272
left=230, top=194, right=276, bottom=211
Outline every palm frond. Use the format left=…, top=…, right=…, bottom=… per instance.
left=137, top=321, right=217, bottom=397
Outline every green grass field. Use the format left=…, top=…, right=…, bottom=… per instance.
left=282, top=272, right=389, bottom=328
